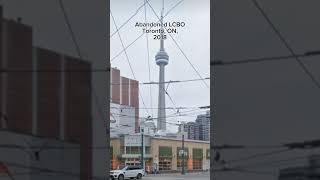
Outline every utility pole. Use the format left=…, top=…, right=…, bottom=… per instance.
left=181, top=134, right=185, bottom=175
left=141, top=127, right=144, bottom=170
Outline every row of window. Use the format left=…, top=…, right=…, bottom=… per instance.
left=160, top=159, right=203, bottom=170
left=112, top=146, right=209, bottom=159
left=159, top=146, right=210, bottom=159
left=120, top=146, right=151, bottom=154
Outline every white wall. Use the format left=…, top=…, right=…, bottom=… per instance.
left=124, top=134, right=150, bottom=147
left=110, top=104, right=136, bottom=136
left=118, top=105, right=135, bottom=135
left=110, top=103, right=121, bottom=133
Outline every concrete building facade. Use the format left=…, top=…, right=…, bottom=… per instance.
left=0, top=130, right=80, bottom=180
left=0, top=2, right=109, bottom=178
left=0, top=6, right=95, bottom=179
left=110, top=135, right=210, bottom=173
left=187, top=122, right=200, bottom=140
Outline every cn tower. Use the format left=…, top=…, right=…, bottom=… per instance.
left=156, top=9, right=169, bottom=131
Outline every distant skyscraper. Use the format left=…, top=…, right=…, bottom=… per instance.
left=196, top=111, right=210, bottom=141
left=187, top=122, right=200, bottom=140
left=156, top=9, right=169, bottom=131
left=180, top=111, right=210, bottom=141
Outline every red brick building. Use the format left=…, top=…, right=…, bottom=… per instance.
left=0, top=6, right=93, bottom=180
left=110, top=68, right=140, bottom=133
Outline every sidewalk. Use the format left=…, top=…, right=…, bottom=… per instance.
left=146, top=171, right=209, bottom=177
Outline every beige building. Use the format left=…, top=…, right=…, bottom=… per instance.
left=110, top=134, right=210, bottom=172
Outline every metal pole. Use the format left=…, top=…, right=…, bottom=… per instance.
left=181, top=134, right=185, bottom=175
left=141, top=129, right=144, bottom=170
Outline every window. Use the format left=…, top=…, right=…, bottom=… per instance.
left=159, top=146, right=172, bottom=171
left=126, top=146, right=141, bottom=154
left=145, top=146, right=151, bottom=154
left=193, top=159, right=202, bottom=170
left=159, top=146, right=172, bottom=158
left=159, top=158, right=172, bottom=171
left=192, top=148, right=203, bottom=170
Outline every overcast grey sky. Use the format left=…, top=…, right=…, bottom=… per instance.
left=212, top=0, right=320, bottom=180
left=110, top=0, right=210, bottom=132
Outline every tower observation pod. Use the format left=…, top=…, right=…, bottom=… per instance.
left=156, top=10, right=169, bottom=131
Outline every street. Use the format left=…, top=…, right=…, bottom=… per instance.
left=143, top=172, right=210, bottom=180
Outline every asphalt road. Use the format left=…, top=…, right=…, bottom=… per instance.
left=143, top=172, right=210, bottom=180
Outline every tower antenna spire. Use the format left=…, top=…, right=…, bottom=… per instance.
left=160, top=0, right=165, bottom=51
left=155, top=0, right=169, bottom=132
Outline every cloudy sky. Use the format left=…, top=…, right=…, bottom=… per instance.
left=110, top=0, right=210, bottom=132
left=212, top=0, right=320, bottom=180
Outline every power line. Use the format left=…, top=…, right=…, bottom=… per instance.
left=213, top=144, right=283, bottom=150
left=211, top=52, right=320, bottom=66
left=0, top=160, right=104, bottom=180
left=109, top=0, right=152, bottom=38
left=92, top=86, right=108, bottom=125
left=57, top=0, right=109, bottom=157
left=236, top=155, right=311, bottom=170
left=216, top=167, right=277, bottom=176
left=251, top=0, right=320, bottom=90
left=110, top=77, right=210, bottom=85
left=57, top=0, right=82, bottom=58
left=111, top=109, right=208, bottom=120
left=164, top=81, right=179, bottom=114
left=213, top=141, right=320, bottom=168
left=110, top=106, right=202, bottom=109
left=0, top=68, right=110, bottom=73
left=58, top=0, right=108, bottom=124
left=110, top=10, right=150, bottom=116
left=166, top=92, right=178, bottom=114
left=110, top=0, right=184, bottom=62
left=144, top=0, right=154, bottom=118
left=110, top=105, right=205, bottom=109
left=164, top=0, right=184, bottom=17
left=146, top=1, right=209, bottom=89
left=224, top=149, right=293, bottom=165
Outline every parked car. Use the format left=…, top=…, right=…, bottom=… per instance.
left=110, top=165, right=145, bottom=180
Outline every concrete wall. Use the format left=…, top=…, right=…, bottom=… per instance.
left=118, top=105, right=135, bottom=135
left=1, top=18, right=33, bottom=134
left=0, top=1, right=109, bottom=178
left=0, top=130, right=80, bottom=180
